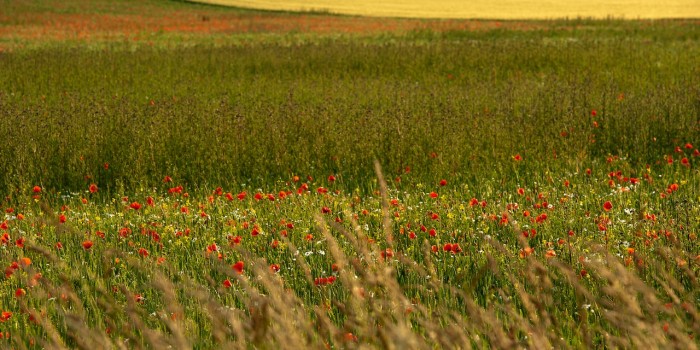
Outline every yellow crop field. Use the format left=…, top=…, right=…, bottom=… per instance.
left=191, top=0, right=699, bottom=19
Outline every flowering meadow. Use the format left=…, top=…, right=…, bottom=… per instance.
left=0, top=0, right=699, bottom=348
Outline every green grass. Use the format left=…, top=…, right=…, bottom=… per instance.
left=0, top=21, right=698, bottom=194
left=0, top=2, right=699, bottom=348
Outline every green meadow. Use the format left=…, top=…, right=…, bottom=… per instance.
left=0, top=1, right=698, bottom=348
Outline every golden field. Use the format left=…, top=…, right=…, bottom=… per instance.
left=190, top=0, right=699, bottom=19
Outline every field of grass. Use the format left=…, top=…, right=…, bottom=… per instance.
left=193, top=0, right=700, bottom=19
left=0, top=0, right=699, bottom=348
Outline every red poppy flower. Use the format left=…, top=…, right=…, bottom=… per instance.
left=138, top=248, right=149, bottom=258
left=15, top=288, right=25, bottom=298
left=590, top=109, right=597, bottom=116
left=439, top=179, right=447, bottom=186
left=451, top=243, right=462, bottom=253
left=82, top=240, right=93, bottom=250
left=1, top=311, right=12, bottom=322
left=519, top=247, right=535, bottom=258
left=409, top=232, right=416, bottom=239
left=681, top=158, right=689, bottom=166
left=328, top=175, right=336, bottom=182
left=119, top=227, right=131, bottom=238
left=254, top=192, right=263, bottom=201
left=130, top=202, right=142, bottom=210
left=232, top=261, right=244, bottom=274
left=443, top=243, right=452, bottom=252
left=513, top=154, right=522, bottom=161
left=536, top=213, right=548, bottom=223
left=603, top=201, right=613, bottom=211
left=380, top=248, right=394, bottom=260
left=222, top=279, right=233, bottom=288
left=321, top=207, right=331, bottom=214
left=270, top=264, right=280, bottom=272
left=429, top=192, right=438, bottom=198
left=32, top=186, right=41, bottom=193
left=429, top=229, right=437, bottom=237
left=317, top=187, right=328, bottom=194
left=89, top=184, right=98, bottom=193
left=667, top=183, right=679, bottom=193
left=229, top=235, right=242, bottom=245
left=59, top=214, right=66, bottom=223
left=469, top=198, right=479, bottom=207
